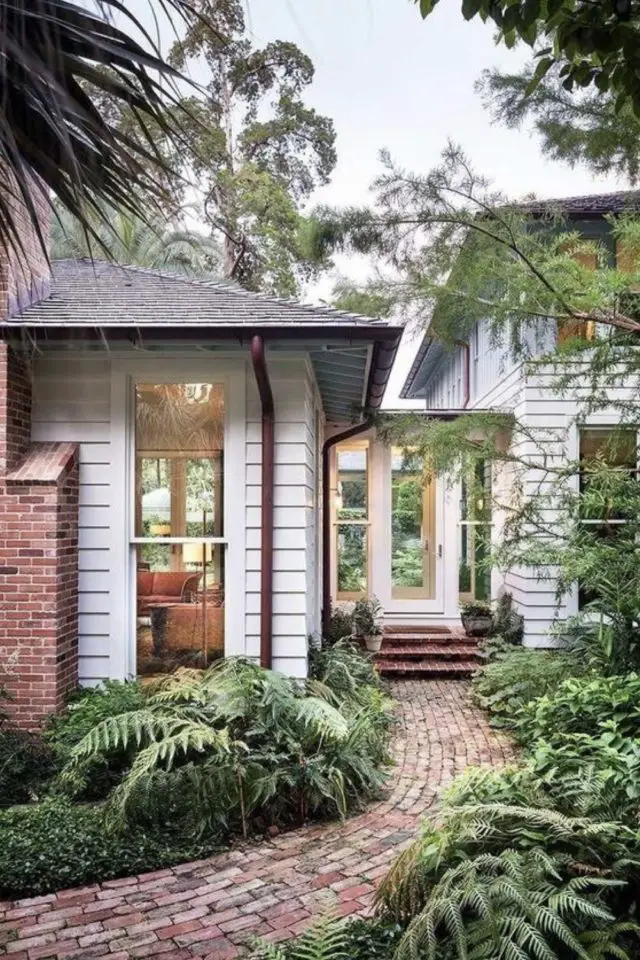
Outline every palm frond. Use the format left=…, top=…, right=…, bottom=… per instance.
left=0, top=0, right=206, bottom=263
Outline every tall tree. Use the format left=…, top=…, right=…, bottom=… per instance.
left=51, top=205, right=220, bottom=277
left=478, top=65, right=640, bottom=184
left=413, top=0, right=640, bottom=113
left=1, top=1, right=200, bottom=259
left=165, top=0, right=337, bottom=295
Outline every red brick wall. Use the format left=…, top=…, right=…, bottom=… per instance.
left=0, top=345, right=80, bottom=727
left=0, top=174, right=51, bottom=319
left=0, top=449, right=79, bottom=726
left=0, top=343, right=32, bottom=473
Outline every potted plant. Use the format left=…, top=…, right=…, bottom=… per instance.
left=353, top=596, right=384, bottom=653
left=460, top=600, right=493, bottom=637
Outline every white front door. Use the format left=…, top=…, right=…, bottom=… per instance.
left=371, top=443, right=446, bottom=615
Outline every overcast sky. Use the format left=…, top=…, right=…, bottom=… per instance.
left=136, top=0, right=626, bottom=403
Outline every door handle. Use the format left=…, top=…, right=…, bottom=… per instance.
left=438, top=544, right=443, bottom=558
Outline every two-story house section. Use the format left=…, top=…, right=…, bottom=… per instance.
left=329, top=190, right=640, bottom=658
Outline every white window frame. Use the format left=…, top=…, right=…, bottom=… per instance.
left=109, top=354, right=246, bottom=678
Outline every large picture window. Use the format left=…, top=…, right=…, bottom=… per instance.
left=334, top=444, right=369, bottom=598
left=134, top=383, right=225, bottom=675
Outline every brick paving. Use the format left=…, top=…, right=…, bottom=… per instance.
left=0, top=681, right=513, bottom=960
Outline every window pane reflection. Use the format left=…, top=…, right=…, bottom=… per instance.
left=337, top=526, right=367, bottom=594
left=136, top=544, right=224, bottom=675
left=135, top=384, right=224, bottom=539
left=336, top=449, right=368, bottom=520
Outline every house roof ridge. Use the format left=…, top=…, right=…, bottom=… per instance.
left=50, top=257, right=394, bottom=327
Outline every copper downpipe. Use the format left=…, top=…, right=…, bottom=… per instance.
left=250, top=335, right=274, bottom=668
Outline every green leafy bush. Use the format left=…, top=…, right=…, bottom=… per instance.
left=324, top=605, right=355, bottom=646
left=45, top=680, right=146, bottom=753
left=45, top=680, right=148, bottom=800
left=0, top=796, right=221, bottom=899
left=472, top=645, right=578, bottom=728
left=0, top=729, right=57, bottom=807
left=63, top=657, right=393, bottom=838
left=250, top=915, right=402, bottom=960
left=517, top=673, right=640, bottom=746
left=377, top=791, right=640, bottom=959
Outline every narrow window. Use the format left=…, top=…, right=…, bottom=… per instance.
left=334, top=444, right=369, bottom=598
left=458, top=460, right=492, bottom=602
left=390, top=448, right=436, bottom=599
left=134, top=383, right=225, bottom=675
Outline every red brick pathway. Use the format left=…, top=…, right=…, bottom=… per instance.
left=0, top=681, right=512, bottom=960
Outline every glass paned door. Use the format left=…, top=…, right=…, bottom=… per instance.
left=391, top=448, right=436, bottom=599
left=133, top=382, right=225, bottom=675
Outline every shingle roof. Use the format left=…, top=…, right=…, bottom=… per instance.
left=6, top=259, right=390, bottom=328
left=517, top=189, right=640, bottom=217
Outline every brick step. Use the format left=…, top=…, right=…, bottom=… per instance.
left=381, top=633, right=474, bottom=646
left=384, top=625, right=462, bottom=636
left=376, top=659, right=479, bottom=676
left=377, top=643, right=479, bottom=659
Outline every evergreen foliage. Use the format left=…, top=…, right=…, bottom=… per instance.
left=51, top=205, right=220, bottom=276
left=413, top=0, right=640, bottom=114
left=0, top=0, right=200, bottom=261
left=478, top=66, right=640, bottom=184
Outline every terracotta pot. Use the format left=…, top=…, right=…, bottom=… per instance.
left=461, top=614, right=492, bottom=637
left=365, top=634, right=383, bottom=653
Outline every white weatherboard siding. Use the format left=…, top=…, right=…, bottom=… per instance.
left=31, top=354, right=112, bottom=684
left=31, top=348, right=319, bottom=685
left=245, top=356, right=321, bottom=678
left=509, top=362, right=639, bottom=647
left=422, top=318, right=640, bottom=647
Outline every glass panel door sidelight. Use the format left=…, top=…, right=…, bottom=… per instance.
left=390, top=448, right=436, bottom=599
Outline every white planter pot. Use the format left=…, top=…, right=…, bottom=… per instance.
left=365, top=635, right=383, bottom=653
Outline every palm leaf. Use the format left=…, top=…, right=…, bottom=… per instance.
left=0, top=0, right=208, bottom=265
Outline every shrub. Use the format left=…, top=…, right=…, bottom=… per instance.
left=308, top=639, right=381, bottom=697
left=0, top=796, right=221, bottom=899
left=249, top=915, right=402, bottom=960
left=517, top=673, right=640, bottom=746
left=45, top=680, right=148, bottom=800
left=46, top=680, right=147, bottom=753
left=377, top=791, right=640, bottom=959
left=324, top=605, right=355, bottom=646
left=0, top=728, right=57, bottom=807
left=490, top=591, right=524, bottom=645
left=63, top=657, right=393, bottom=839
left=472, top=646, right=578, bottom=728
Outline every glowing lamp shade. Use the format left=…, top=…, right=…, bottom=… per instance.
left=182, top=542, right=213, bottom=565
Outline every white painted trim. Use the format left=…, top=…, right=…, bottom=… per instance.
left=108, top=355, right=247, bottom=674
left=109, top=366, right=132, bottom=679
left=369, top=439, right=447, bottom=615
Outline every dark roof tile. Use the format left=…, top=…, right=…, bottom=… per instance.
left=5, top=259, right=391, bottom=329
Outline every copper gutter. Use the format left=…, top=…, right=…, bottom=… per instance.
left=250, top=335, right=274, bottom=669
left=321, top=419, right=373, bottom=637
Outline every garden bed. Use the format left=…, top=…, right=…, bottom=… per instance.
left=0, top=644, right=394, bottom=899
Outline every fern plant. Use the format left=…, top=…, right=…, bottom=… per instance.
left=249, top=913, right=350, bottom=960
left=63, top=656, right=392, bottom=838
left=394, top=848, right=633, bottom=960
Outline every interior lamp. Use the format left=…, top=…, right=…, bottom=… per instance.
left=182, top=542, right=213, bottom=565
